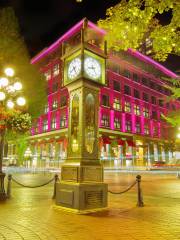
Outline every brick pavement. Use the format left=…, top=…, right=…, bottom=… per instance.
left=0, top=172, right=180, bottom=240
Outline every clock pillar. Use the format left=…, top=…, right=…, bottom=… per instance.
left=55, top=20, right=108, bottom=214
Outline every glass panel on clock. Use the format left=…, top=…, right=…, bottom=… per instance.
left=71, top=94, right=79, bottom=153
left=85, top=93, right=95, bottom=154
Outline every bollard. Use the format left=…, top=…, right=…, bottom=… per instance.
left=136, top=175, right=144, bottom=207
left=52, top=174, right=59, bottom=199
left=177, top=172, right=180, bottom=179
left=7, top=174, right=12, bottom=199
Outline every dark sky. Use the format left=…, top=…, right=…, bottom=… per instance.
left=0, top=0, right=179, bottom=73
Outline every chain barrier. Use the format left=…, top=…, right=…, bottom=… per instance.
left=6, top=174, right=59, bottom=199
left=108, top=181, right=137, bottom=195
left=108, top=175, right=144, bottom=207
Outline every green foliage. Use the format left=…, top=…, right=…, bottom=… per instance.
left=0, top=7, right=46, bottom=118
left=98, top=0, right=180, bottom=61
left=6, top=131, right=29, bottom=165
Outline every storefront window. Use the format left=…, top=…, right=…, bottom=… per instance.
left=71, top=94, right=79, bottom=152
left=125, top=101, right=131, bottom=112
left=126, top=121, right=131, bottom=132
left=101, top=114, right=110, bottom=127
left=144, top=124, right=149, bottom=135
left=51, top=117, right=56, bottom=130
left=53, top=64, right=59, bottom=76
left=143, top=107, right=149, bottom=118
left=114, top=117, right=121, bottom=129
left=60, top=115, right=66, bottom=128
left=113, top=98, right=121, bottom=110
left=85, top=93, right=95, bottom=153
left=134, top=104, right=140, bottom=115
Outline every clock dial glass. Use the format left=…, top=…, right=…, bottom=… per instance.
left=68, top=58, right=81, bottom=79
left=84, top=57, right=101, bottom=80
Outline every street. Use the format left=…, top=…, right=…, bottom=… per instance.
left=0, top=171, right=180, bottom=240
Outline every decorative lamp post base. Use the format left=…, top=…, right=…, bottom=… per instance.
left=0, top=172, right=7, bottom=200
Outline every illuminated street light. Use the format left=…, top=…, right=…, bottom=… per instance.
left=7, top=100, right=14, bottom=109
left=0, top=91, right=6, bottom=101
left=4, top=67, right=14, bottom=77
left=14, top=82, right=22, bottom=91
left=17, top=96, right=26, bottom=106
left=0, top=77, right=9, bottom=87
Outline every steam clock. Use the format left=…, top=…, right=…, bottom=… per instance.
left=56, top=19, right=108, bottom=213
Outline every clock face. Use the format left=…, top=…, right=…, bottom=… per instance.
left=84, top=57, right=101, bottom=80
left=68, top=58, right=81, bottom=79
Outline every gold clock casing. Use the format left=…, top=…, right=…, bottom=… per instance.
left=63, top=49, right=106, bottom=87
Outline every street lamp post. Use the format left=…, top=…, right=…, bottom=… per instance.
left=0, top=67, right=26, bottom=200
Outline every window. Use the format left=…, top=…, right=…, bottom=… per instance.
left=114, top=117, right=121, bottom=129
left=150, top=81, right=156, bottom=90
left=52, top=99, right=58, bottom=110
left=113, top=81, right=120, bottom=92
left=151, top=96, right=156, bottom=104
left=60, top=115, right=66, bottom=128
left=111, top=64, right=120, bottom=74
left=52, top=82, right=58, bottom=92
left=172, top=104, right=176, bottom=110
left=113, top=98, right=121, bottom=110
left=124, top=101, right=131, bottom=112
left=51, top=117, right=56, bottom=130
left=152, top=111, right=157, bottom=120
left=102, top=95, right=110, bottom=107
left=144, top=124, right=149, bottom=135
left=53, top=64, right=59, bottom=76
left=101, top=115, right=110, bottom=127
left=159, top=99, right=164, bottom=107
left=43, top=119, right=48, bottom=132
left=142, top=77, right=149, bottom=86
left=135, top=122, right=141, bottom=133
left=157, top=85, right=163, bottom=93
left=125, top=121, right=131, bottom=132
left=143, top=107, right=149, bottom=118
left=60, top=95, right=67, bottom=107
left=44, top=70, right=51, bottom=81
left=134, top=104, right=141, bottom=116
left=134, top=89, right=140, bottom=99
left=143, top=93, right=149, bottom=102
left=153, top=126, right=158, bottom=136
left=124, top=69, right=130, bottom=78
left=166, top=102, right=170, bottom=109
left=124, top=85, right=131, bottom=95
left=44, top=104, right=49, bottom=114
left=133, top=73, right=139, bottom=82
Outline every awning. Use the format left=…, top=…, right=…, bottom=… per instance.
left=102, top=136, right=111, bottom=144
left=127, top=140, right=136, bottom=147
left=117, top=139, right=125, bottom=146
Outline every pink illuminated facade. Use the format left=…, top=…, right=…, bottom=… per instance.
left=28, top=19, right=179, bottom=169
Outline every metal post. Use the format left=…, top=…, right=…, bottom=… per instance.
left=52, top=174, right=59, bottom=199
left=0, top=128, right=6, bottom=200
left=136, top=175, right=144, bottom=207
left=7, top=174, right=12, bottom=198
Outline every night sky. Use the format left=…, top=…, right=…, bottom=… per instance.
left=0, top=0, right=179, bottom=72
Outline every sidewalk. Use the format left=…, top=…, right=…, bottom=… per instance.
left=0, top=173, right=180, bottom=240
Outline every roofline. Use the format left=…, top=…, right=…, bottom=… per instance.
left=31, top=19, right=178, bottom=79
left=31, top=19, right=105, bottom=64
left=128, top=49, right=178, bottom=78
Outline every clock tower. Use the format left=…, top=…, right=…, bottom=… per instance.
left=56, top=19, right=108, bottom=213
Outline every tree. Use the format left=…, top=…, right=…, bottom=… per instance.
left=164, top=77, right=180, bottom=126
left=0, top=7, right=46, bottom=118
left=98, top=0, right=180, bottom=62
